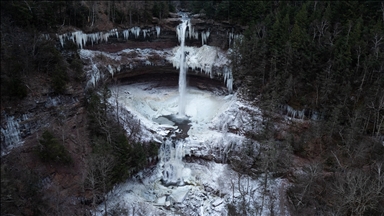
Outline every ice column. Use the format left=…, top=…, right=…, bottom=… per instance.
left=201, top=30, right=210, bottom=45
left=131, top=27, right=141, bottom=39
left=223, top=66, right=233, bottom=92
left=123, top=30, right=129, bottom=40
left=155, top=26, right=161, bottom=37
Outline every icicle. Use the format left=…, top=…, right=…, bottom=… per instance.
left=223, top=66, right=233, bottom=92
left=286, top=105, right=294, bottom=118
left=233, top=34, right=244, bottom=47
left=227, top=77, right=233, bottom=92
left=135, top=27, right=141, bottom=38
left=58, top=34, right=64, bottom=47
left=130, top=27, right=141, bottom=39
left=201, top=30, right=210, bottom=45
left=69, top=33, right=75, bottom=43
left=284, top=105, right=306, bottom=119
left=143, top=29, right=150, bottom=39
left=88, top=62, right=100, bottom=88
left=155, top=26, right=161, bottom=38
left=110, top=28, right=118, bottom=38
left=201, top=31, right=206, bottom=45
left=89, top=33, right=99, bottom=46
left=187, top=20, right=193, bottom=39
left=311, top=111, right=320, bottom=120
left=107, top=64, right=114, bottom=77
left=194, top=32, right=199, bottom=40
left=81, top=32, right=87, bottom=48
left=123, top=30, right=129, bottom=40
left=72, top=32, right=78, bottom=47
left=298, top=110, right=305, bottom=119
left=228, top=31, right=233, bottom=46
left=102, top=32, right=110, bottom=43
left=71, top=31, right=88, bottom=49
left=73, top=31, right=81, bottom=49
left=176, top=25, right=181, bottom=43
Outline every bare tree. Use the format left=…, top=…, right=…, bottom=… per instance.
left=128, top=1, right=134, bottom=26
left=119, top=108, right=142, bottom=141
left=84, top=153, right=114, bottom=213
left=286, top=162, right=323, bottom=214
left=326, top=22, right=342, bottom=46
left=371, top=33, right=383, bottom=59
left=331, top=165, right=384, bottom=215
left=90, top=2, right=97, bottom=27
left=315, top=19, right=329, bottom=45
left=237, top=173, right=250, bottom=215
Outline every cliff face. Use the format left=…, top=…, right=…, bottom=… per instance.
left=52, top=12, right=242, bottom=95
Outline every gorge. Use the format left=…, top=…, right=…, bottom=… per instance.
left=1, top=1, right=383, bottom=216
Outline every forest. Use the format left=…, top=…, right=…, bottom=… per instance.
left=224, top=1, right=384, bottom=215
left=1, top=1, right=383, bottom=215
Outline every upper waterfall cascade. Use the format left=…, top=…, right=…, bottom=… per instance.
left=45, top=13, right=238, bottom=92
left=176, top=14, right=189, bottom=116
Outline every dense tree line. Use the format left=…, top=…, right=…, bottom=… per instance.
left=0, top=1, right=175, bottom=31
left=192, top=1, right=383, bottom=215
left=229, top=1, right=383, bottom=151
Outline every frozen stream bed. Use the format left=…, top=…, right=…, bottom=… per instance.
left=94, top=81, right=288, bottom=215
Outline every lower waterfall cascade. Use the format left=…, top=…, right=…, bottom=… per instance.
left=92, top=79, right=288, bottom=215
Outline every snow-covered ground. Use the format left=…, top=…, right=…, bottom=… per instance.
left=93, top=82, right=289, bottom=216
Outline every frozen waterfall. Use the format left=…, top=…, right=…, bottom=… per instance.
left=159, top=138, right=191, bottom=186
left=1, top=115, right=28, bottom=156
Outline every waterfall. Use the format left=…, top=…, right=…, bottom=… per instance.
left=177, top=15, right=189, bottom=116
left=156, top=113, right=192, bottom=186
left=159, top=138, right=190, bottom=186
